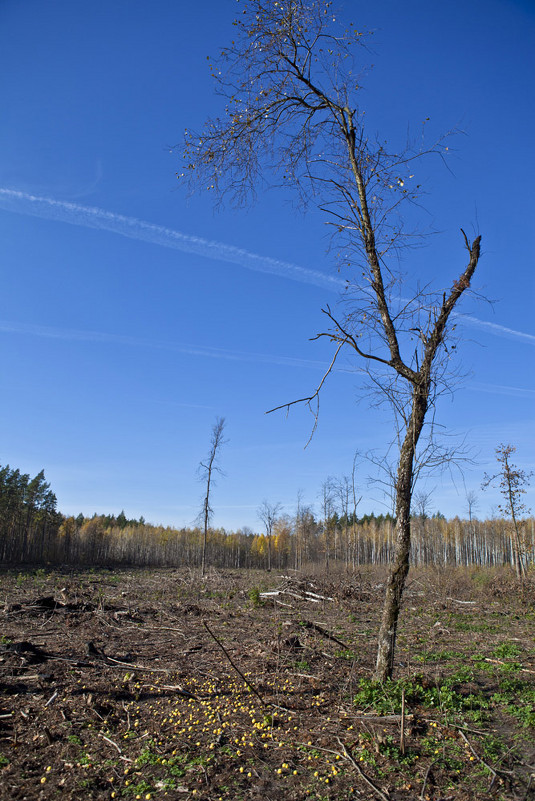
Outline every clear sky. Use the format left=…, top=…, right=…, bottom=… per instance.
left=1, top=0, right=534, bottom=530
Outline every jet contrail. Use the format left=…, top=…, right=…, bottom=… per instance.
left=455, top=313, right=535, bottom=345
left=468, top=382, right=535, bottom=399
left=0, top=320, right=328, bottom=371
left=1, top=320, right=533, bottom=398
left=0, top=187, right=344, bottom=291
left=1, top=187, right=533, bottom=345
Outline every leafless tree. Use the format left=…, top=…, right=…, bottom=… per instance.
left=413, top=489, right=433, bottom=521
left=335, top=468, right=362, bottom=569
left=482, top=445, right=533, bottom=580
left=257, top=499, right=282, bottom=571
left=181, top=0, right=482, bottom=680
left=294, top=491, right=316, bottom=569
left=198, top=417, right=227, bottom=576
left=319, top=477, right=335, bottom=572
left=350, top=454, right=363, bottom=568
left=335, top=474, right=351, bottom=567
left=465, top=490, right=479, bottom=523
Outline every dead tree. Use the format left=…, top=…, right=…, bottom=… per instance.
left=181, top=0, right=482, bottom=680
left=199, top=417, right=227, bottom=577
left=257, top=499, right=282, bottom=571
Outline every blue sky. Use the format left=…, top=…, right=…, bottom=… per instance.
left=1, top=0, right=534, bottom=529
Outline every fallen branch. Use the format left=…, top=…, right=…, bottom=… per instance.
left=457, top=729, right=501, bottom=786
left=446, top=598, right=476, bottom=605
left=305, top=591, right=334, bottom=602
left=98, top=732, right=122, bottom=753
left=44, top=690, right=58, bottom=707
left=299, top=619, right=349, bottom=649
left=484, top=658, right=535, bottom=675
left=288, top=672, right=320, bottom=680
left=259, top=590, right=323, bottom=603
left=202, top=620, right=266, bottom=708
left=140, top=683, right=197, bottom=699
left=103, top=656, right=171, bottom=674
left=259, top=589, right=334, bottom=603
left=420, top=759, right=438, bottom=801
left=336, top=737, right=390, bottom=801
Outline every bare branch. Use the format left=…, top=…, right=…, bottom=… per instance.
left=266, top=340, right=343, bottom=415
left=182, top=0, right=484, bottom=682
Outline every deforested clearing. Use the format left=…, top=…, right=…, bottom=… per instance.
left=1, top=566, right=534, bottom=800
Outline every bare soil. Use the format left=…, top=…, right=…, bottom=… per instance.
left=1, top=566, right=534, bottom=801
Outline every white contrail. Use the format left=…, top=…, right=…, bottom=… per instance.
left=455, top=313, right=535, bottom=345
left=0, top=320, right=328, bottom=370
left=1, top=320, right=533, bottom=398
left=0, top=187, right=343, bottom=291
left=1, top=187, right=533, bottom=345
left=468, top=382, right=535, bottom=399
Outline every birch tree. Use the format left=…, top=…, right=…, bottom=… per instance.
left=181, top=0, right=482, bottom=680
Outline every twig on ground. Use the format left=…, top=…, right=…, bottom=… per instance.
left=104, top=656, right=171, bottom=674
left=484, top=658, right=535, bottom=675
left=202, top=620, right=266, bottom=708
left=260, top=590, right=322, bottom=603
left=299, top=619, right=349, bottom=649
left=140, top=683, right=198, bottom=699
left=354, top=714, right=409, bottom=722
left=522, top=774, right=534, bottom=801
left=457, top=729, right=503, bottom=788
left=44, top=690, right=58, bottom=707
left=121, top=700, right=130, bottom=731
left=422, top=719, right=485, bottom=735
left=420, top=759, right=437, bottom=801
left=336, top=737, right=390, bottom=801
left=446, top=598, right=476, bottom=604
left=98, top=732, right=122, bottom=753
left=288, top=672, right=320, bottom=680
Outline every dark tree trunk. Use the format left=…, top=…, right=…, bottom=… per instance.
left=373, top=392, right=427, bottom=682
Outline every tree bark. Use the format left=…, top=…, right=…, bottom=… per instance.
left=373, top=392, right=427, bottom=682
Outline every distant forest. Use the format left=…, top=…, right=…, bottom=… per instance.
left=0, top=463, right=533, bottom=570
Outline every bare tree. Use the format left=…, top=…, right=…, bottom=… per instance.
left=294, top=491, right=316, bottom=569
left=335, top=475, right=351, bottom=568
left=198, top=417, right=227, bottom=577
left=350, top=454, right=363, bottom=568
left=465, top=490, right=479, bottom=523
left=319, top=477, right=335, bottom=572
left=482, top=444, right=533, bottom=580
left=181, top=0, right=482, bottom=680
left=257, top=499, right=282, bottom=571
left=413, top=489, right=434, bottom=521
left=335, top=469, right=362, bottom=569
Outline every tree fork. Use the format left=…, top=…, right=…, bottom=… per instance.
left=181, top=0, right=484, bottom=681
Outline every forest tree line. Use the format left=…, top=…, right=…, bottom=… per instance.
left=0, top=462, right=533, bottom=571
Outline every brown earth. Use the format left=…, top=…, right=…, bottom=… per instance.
left=0, top=565, right=534, bottom=801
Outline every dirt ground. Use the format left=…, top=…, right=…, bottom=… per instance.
left=0, top=565, right=534, bottom=801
